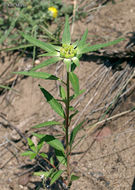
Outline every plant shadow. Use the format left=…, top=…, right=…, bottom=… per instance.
left=19, top=145, right=66, bottom=190
left=131, top=177, right=135, bottom=190
left=81, top=32, right=135, bottom=70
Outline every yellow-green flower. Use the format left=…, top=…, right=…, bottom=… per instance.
left=48, top=7, right=58, bottom=18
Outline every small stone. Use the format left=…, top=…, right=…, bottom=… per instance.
left=18, top=174, right=31, bottom=186
left=19, top=185, right=23, bottom=189
left=10, top=129, right=21, bottom=141
left=31, top=136, right=38, bottom=146
left=93, top=127, right=112, bottom=142
left=35, top=59, right=40, bottom=65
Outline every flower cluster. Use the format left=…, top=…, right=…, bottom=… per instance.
left=60, top=44, right=77, bottom=59
left=48, top=7, right=58, bottom=18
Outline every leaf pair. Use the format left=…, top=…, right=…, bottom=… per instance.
left=21, top=137, right=46, bottom=160
left=34, top=169, right=63, bottom=186
left=33, top=133, right=67, bottom=165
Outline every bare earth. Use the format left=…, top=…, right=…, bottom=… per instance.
left=0, top=0, right=135, bottom=190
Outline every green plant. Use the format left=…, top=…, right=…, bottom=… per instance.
left=13, top=16, right=124, bottom=189
left=0, top=0, right=73, bottom=47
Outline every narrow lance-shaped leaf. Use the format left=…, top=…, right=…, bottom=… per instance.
left=69, top=72, right=79, bottom=95
left=72, top=40, right=79, bottom=48
left=0, top=44, right=33, bottom=52
left=69, top=110, right=79, bottom=121
left=27, top=138, right=36, bottom=152
left=39, top=85, right=65, bottom=118
left=77, top=43, right=90, bottom=54
left=77, top=29, right=88, bottom=49
left=20, top=32, right=56, bottom=52
left=37, top=140, right=44, bottom=153
left=50, top=157, right=54, bottom=165
left=55, top=149, right=67, bottom=166
left=34, top=168, right=54, bottom=178
left=21, top=151, right=37, bottom=160
left=38, top=51, right=60, bottom=57
left=33, top=133, right=65, bottom=152
left=32, top=121, right=61, bottom=129
left=21, top=151, right=35, bottom=156
left=40, top=152, right=48, bottom=159
left=71, top=174, right=80, bottom=181
left=62, top=15, right=71, bottom=45
left=0, top=85, right=18, bottom=92
left=13, top=71, right=59, bottom=80
left=70, top=120, right=85, bottom=149
left=31, top=57, right=62, bottom=71
left=69, top=89, right=85, bottom=102
left=50, top=170, right=63, bottom=185
left=59, top=86, right=66, bottom=100
left=78, top=38, right=124, bottom=54
left=34, top=171, right=50, bottom=177
left=30, top=153, right=37, bottom=160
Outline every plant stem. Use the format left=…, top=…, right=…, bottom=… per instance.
left=65, top=71, right=70, bottom=187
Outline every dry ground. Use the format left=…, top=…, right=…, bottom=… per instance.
left=0, top=0, right=135, bottom=189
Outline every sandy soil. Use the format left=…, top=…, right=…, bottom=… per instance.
left=0, top=0, right=135, bottom=189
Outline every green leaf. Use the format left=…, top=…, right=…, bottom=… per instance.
left=33, top=133, right=65, bottom=152
left=37, top=140, right=44, bottom=153
left=34, top=171, right=50, bottom=178
left=59, top=86, right=66, bottom=100
left=64, top=58, right=71, bottom=72
left=78, top=38, right=124, bottom=54
left=32, top=121, right=61, bottom=129
left=69, top=72, right=79, bottom=94
left=39, top=85, right=65, bottom=118
left=0, top=85, right=17, bottom=92
left=69, top=106, right=76, bottom=111
left=27, top=138, right=36, bottom=152
left=69, top=89, right=85, bottom=102
left=39, top=152, right=48, bottom=159
left=30, top=152, right=37, bottom=160
left=21, top=151, right=35, bottom=156
left=70, top=120, right=85, bottom=149
left=72, top=40, right=79, bottom=48
left=13, top=71, right=59, bottom=80
left=52, top=45, right=61, bottom=51
left=77, top=29, right=88, bottom=49
left=0, top=44, right=33, bottom=52
left=62, top=15, right=71, bottom=45
left=38, top=51, right=60, bottom=57
left=77, top=43, right=89, bottom=54
left=21, top=151, right=37, bottom=160
left=69, top=110, right=79, bottom=121
left=50, top=170, right=63, bottom=185
left=32, top=133, right=45, bottom=139
left=55, top=149, right=67, bottom=165
left=72, top=57, right=80, bottom=67
left=71, top=174, right=80, bottom=181
left=71, top=62, right=77, bottom=72
left=36, top=168, right=54, bottom=178
left=31, top=57, right=62, bottom=71
left=73, top=89, right=85, bottom=99
left=50, top=157, right=54, bottom=165
left=20, top=32, right=56, bottom=52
